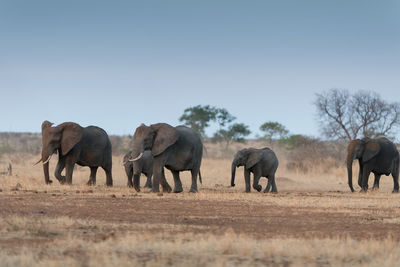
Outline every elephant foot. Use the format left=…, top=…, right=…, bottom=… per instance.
left=144, top=183, right=152, bottom=189
left=87, top=180, right=96, bottom=186
left=392, top=189, right=399, bottom=193
left=189, top=188, right=198, bottom=193
left=144, top=188, right=152, bottom=193
left=134, top=186, right=140, bottom=192
left=253, top=185, right=262, bottom=192
left=162, top=185, right=172, bottom=193
left=127, top=182, right=133, bottom=188
left=173, top=188, right=183, bottom=193
left=56, top=176, right=66, bottom=184
left=46, top=179, right=53, bottom=184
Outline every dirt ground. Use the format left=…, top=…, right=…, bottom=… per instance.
left=2, top=190, right=400, bottom=242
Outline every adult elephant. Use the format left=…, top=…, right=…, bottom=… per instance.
left=231, top=147, right=279, bottom=193
left=36, top=120, right=113, bottom=186
left=347, top=136, right=399, bottom=193
left=123, top=150, right=152, bottom=191
left=130, top=123, right=203, bottom=193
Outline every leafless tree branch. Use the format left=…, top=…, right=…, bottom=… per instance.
left=315, top=89, right=400, bottom=141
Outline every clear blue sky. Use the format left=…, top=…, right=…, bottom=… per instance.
left=1, top=0, right=399, bottom=138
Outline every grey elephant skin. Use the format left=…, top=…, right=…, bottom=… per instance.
left=347, top=136, right=399, bottom=193
left=130, top=123, right=203, bottom=193
left=37, top=121, right=113, bottom=186
left=123, top=150, right=153, bottom=191
left=231, top=147, right=279, bottom=193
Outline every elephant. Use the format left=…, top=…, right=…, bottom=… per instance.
left=123, top=150, right=153, bottom=191
left=347, top=136, right=399, bottom=193
left=36, top=120, right=113, bottom=186
left=130, top=123, right=203, bottom=193
left=231, top=147, right=279, bottom=193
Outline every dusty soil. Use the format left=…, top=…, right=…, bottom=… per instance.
left=2, top=190, right=400, bottom=242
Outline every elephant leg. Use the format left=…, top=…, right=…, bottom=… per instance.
left=144, top=173, right=152, bottom=188
left=270, top=174, right=278, bottom=193
left=87, top=167, right=98, bottom=186
left=103, top=164, right=113, bottom=187
left=244, top=169, right=251, bottom=193
left=252, top=173, right=262, bottom=192
left=372, top=174, right=381, bottom=190
left=357, top=169, right=363, bottom=188
left=264, top=178, right=271, bottom=193
left=127, top=168, right=134, bottom=188
left=152, top=159, right=167, bottom=193
left=171, top=170, right=183, bottom=193
left=189, top=169, right=199, bottom=193
left=54, top=158, right=66, bottom=184
left=152, top=164, right=161, bottom=193
left=160, top=168, right=172, bottom=193
left=392, top=172, right=399, bottom=193
left=361, top=165, right=370, bottom=192
left=65, top=159, right=75, bottom=185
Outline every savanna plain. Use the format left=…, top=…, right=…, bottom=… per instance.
left=1, top=139, right=400, bottom=266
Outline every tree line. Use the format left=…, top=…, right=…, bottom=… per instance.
left=179, top=105, right=289, bottom=147
left=180, top=88, right=400, bottom=147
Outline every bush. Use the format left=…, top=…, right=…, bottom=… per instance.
left=279, top=135, right=346, bottom=173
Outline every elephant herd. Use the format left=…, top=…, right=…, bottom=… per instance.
left=36, top=120, right=400, bottom=194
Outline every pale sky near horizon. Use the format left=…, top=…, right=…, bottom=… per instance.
left=1, top=1, right=399, bottom=138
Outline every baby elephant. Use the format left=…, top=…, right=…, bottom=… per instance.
left=123, top=150, right=153, bottom=191
left=231, top=147, right=279, bottom=193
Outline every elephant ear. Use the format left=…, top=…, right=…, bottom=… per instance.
left=245, top=150, right=263, bottom=169
left=151, top=123, right=179, bottom=156
left=362, top=141, right=381, bottom=163
left=58, top=122, right=83, bottom=156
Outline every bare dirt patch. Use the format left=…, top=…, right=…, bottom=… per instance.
left=1, top=191, right=400, bottom=242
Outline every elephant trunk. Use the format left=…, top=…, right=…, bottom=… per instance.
left=41, top=149, right=53, bottom=184
left=231, top=162, right=237, bottom=187
left=133, top=173, right=140, bottom=192
left=347, top=149, right=355, bottom=192
left=42, top=156, right=51, bottom=184
left=131, top=142, right=144, bottom=162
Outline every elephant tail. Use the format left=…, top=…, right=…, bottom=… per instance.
left=199, top=170, right=202, bottom=184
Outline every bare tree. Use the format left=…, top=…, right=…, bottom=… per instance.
left=315, top=89, right=400, bottom=140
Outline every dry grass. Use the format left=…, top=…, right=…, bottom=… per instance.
left=1, top=215, right=400, bottom=267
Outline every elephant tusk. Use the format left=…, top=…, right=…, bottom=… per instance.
left=33, top=158, right=42, bottom=166
left=129, top=152, right=143, bottom=162
left=42, top=155, right=52, bottom=165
